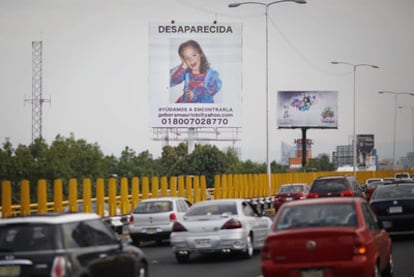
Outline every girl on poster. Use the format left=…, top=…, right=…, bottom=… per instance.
left=170, top=40, right=222, bottom=103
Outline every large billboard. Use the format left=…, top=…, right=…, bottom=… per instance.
left=357, top=134, right=376, bottom=170
left=149, top=22, right=242, bottom=128
left=277, top=90, right=338, bottom=129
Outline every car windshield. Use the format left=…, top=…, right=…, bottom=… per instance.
left=133, top=201, right=173, bottom=214
left=373, top=185, right=414, bottom=200
left=275, top=203, right=356, bottom=230
left=311, top=180, right=348, bottom=192
left=279, top=185, right=304, bottom=193
left=0, top=223, right=56, bottom=251
left=185, top=203, right=237, bottom=216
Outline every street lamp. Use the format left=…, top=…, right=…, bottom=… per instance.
left=378, top=91, right=414, bottom=169
left=331, top=61, right=379, bottom=176
left=229, top=0, right=306, bottom=192
left=398, top=105, right=414, bottom=153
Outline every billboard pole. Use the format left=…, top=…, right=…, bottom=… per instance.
left=301, top=128, right=308, bottom=168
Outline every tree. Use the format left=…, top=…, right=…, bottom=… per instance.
left=170, top=144, right=227, bottom=187
left=306, top=154, right=334, bottom=171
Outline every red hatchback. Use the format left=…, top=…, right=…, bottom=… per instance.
left=273, top=183, right=309, bottom=211
left=261, top=197, right=393, bottom=277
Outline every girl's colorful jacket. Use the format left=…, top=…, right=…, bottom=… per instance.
left=170, top=65, right=222, bottom=103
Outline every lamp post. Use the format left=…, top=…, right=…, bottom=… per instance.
left=398, top=105, right=414, bottom=153
left=378, top=91, right=414, bottom=169
left=331, top=61, right=379, bottom=176
left=229, top=0, right=306, bottom=193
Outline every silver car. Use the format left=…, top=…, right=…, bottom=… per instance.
left=128, top=197, right=192, bottom=245
left=170, top=199, right=272, bottom=263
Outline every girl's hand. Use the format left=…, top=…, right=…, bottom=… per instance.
left=180, top=58, right=188, bottom=69
left=185, top=90, right=194, bottom=102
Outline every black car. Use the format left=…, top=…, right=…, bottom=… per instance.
left=307, top=175, right=366, bottom=199
left=0, top=213, right=148, bottom=277
left=369, top=181, right=414, bottom=233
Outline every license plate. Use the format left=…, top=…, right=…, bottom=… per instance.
left=301, top=269, right=323, bottom=277
left=0, top=266, right=21, bottom=277
left=388, top=206, right=402, bottom=214
left=285, top=197, right=293, bottom=201
left=145, top=228, right=157, bottom=234
left=195, top=239, right=211, bottom=248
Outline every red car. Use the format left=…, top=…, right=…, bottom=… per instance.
left=273, top=183, right=309, bottom=211
left=261, top=197, right=393, bottom=277
left=364, top=180, right=392, bottom=201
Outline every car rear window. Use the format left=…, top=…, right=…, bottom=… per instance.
left=279, top=185, right=304, bottom=193
left=186, top=203, right=237, bottom=216
left=0, top=223, right=55, bottom=251
left=275, top=203, right=356, bottom=230
left=373, top=185, right=414, bottom=200
left=133, top=201, right=173, bottom=214
left=311, top=179, right=349, bottom=192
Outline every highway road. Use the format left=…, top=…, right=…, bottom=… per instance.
left=139, top=233, right=414, bottom=277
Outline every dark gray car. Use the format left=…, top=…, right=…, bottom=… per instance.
left=0, top=213, right=148, bottom=277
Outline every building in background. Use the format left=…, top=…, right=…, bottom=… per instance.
left=283, top=138, right=313, bottom=169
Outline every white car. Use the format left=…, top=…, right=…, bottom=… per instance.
left=128, top=197, right=192, bottom=245
left=394, top=172, right=411, bottom=180
left=170, top=199, right=272, bottom=263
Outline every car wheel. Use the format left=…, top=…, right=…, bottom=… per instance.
left=131, top=236, right=141, bottom=246
left=382, top=253, right=394, bottom=277
left=242, top=234, right=254, bottom=259
left=175, top=252, right=190, bottom=263
left=136, top=261, right=148, bottom=277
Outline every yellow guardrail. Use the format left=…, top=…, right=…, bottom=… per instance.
left=1, top=170, right=411, bottom=218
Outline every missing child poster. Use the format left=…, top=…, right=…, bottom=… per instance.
left=149, top=22, right=242, bottom=128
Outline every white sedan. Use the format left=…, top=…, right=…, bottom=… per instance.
left=170, top=199, right=272, bottom=263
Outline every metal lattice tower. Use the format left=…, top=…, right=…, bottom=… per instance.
left=25, top=41, right=50, bottom=142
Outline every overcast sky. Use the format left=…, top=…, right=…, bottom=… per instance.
left=1, top=0, right=414, bottom=165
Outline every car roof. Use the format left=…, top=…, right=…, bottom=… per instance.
left=140, top=197, right=188, bottom=202
left=376, top=182, right=414, bottom=188
left=280, top=197, right=363, bottom=208
left=280, top=183, right=308, bottom=187
left=0, top=213, right=100, bottom=225
left=192, top=199, right=244, bottom=205
left=314, top=175, right=352, bottom=180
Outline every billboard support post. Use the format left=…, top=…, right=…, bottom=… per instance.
left=301, top=127, right=308, bottom=168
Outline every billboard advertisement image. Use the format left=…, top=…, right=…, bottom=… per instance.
left=357, top=134, right=376, bottom=170
left=149, top=22, right=242, bottom=128
left=277, top=90, right=338, bottom=129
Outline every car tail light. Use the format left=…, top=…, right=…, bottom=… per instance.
left=169, top=212, right=177, bottom=222
left=129, top=215, right=134, bottom=224
left=172, top=222, right=187, bottom=232
left=353, top=235, right=367, bottom=255
left=307, top=192, right=319, bottom=198
left=299, top=193, right=306, bottom=200
left=340, top=190, right=353, bottom=197
left=221, top=218, right=242, bottom=229
left=51, top=256, right=66, bottom=277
